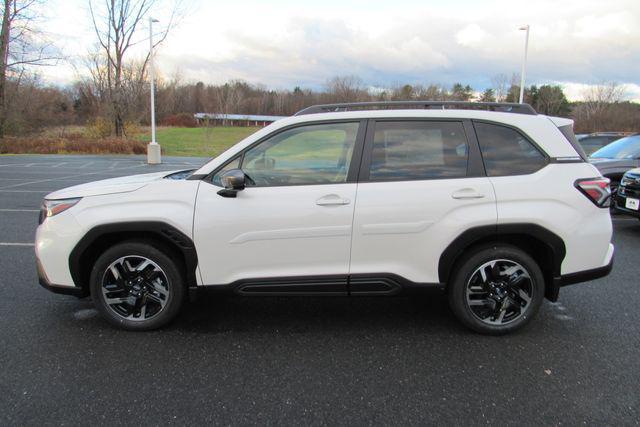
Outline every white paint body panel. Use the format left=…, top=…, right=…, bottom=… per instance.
left=350, top=177, right=497, bottom=283
left=45, top=170, right=181, bottom=199
left=36, top=178, right=200, bottom=287
left=489, top=162, right=613, bottom=274
left=193, top=182, right=356, bottom=284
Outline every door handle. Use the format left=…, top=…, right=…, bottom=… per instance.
left=316, top=195, right=351, bottom=206
left=451, top=188, right=485, bottom=199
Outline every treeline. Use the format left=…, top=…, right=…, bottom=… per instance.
left=4, top=74, right=639, bottom=136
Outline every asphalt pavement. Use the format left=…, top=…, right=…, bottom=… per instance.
left=0, top=155, right=639, bottom=425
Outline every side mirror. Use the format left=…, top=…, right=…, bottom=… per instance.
left=217, top=169, right=246, bottom=198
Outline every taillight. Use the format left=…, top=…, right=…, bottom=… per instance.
left=575, top=178, right=611, bottom=208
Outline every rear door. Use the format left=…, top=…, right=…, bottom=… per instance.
left=349, top=119, right=497, bottom=287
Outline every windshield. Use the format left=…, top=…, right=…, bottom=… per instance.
left=590, top=135, right=640, bottom=159
left=164, top=169, right=196, bottom=180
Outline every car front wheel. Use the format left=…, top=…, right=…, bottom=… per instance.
left=90, top=241, right=185, bottom=331
left=448, top=245, right=545, bottom=335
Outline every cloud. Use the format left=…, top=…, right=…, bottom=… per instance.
left=456, top=24, right=489, bottom=47
left=39, top=0, right=640, bottom=97
left=560, top=82, right=640, bottom=102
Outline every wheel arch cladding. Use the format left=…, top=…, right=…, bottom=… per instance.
left=438, top=224, right=566, bottom=301
left=69, top=222, right=199, bottom=292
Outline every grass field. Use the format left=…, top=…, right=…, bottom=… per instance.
left=137, top=126, right=261, bottom=157
left=0, top=126, right=262, bottom=157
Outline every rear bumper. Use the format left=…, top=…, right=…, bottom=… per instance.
left=547, top=244, right=614, bottom=301
left=555, top=255, right=614, bottom=287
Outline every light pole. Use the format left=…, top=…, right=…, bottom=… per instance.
left=518, top=24, right=530, bottom=104
left=147, top=17, right=161, bottom=164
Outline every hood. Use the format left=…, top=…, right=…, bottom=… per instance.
left=45, top=170, right=185, bottom=200
left=625, top=167, right=640, bottom=177
left=589, top=157, right=637, bottom=171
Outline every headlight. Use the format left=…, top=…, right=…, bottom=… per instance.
left=39, top=198, right=81, bottom=224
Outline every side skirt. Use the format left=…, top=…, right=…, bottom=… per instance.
left=197, top=274, right=444, bottom=297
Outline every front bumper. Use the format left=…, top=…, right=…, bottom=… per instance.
left=36, top=257, right=88, bottom=298
left=615, top=195, right=640, bottom=218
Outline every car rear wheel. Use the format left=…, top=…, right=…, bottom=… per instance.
left=90, top=241, right=185, bottom=331
left=448, top=245, right=544, bottom=335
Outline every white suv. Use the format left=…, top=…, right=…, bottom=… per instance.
left=36, top=102, right=614, bottom=334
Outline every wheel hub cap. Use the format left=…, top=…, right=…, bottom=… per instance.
left=101, top=255, right=170, bottom=322
left=466, top=259, right=533, bottom=326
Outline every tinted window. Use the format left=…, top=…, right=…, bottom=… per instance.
left=590, top=135, right=640, bottom=159
left=475, top=122, right=547, bottom=176
left=560, top=124, right=587, bottom=160
left=211, top=156, right=240, bottom=187
left=241, top=122, right=358, bottom=186
left=368, top=121, right=468, bottom=181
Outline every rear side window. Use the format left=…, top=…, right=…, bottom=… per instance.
left=474, top=122, right=547, bottom=176
left=558, top=124, right=587, bottom=160
left=368, top=121, right=469, bottom=181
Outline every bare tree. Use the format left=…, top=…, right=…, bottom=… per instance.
left=573, top=82, right=628, bottom=132
left=88, top=0, right=180, bottom=137
left=0, top=0, right=59, bottom=137
left=582, top=82, right=626, bottom=110
left=324, top=75, right=368, bottom=102
left=491, top=74, right=509, bottom=102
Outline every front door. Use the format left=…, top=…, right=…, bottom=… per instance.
left=193, top=121, right=366, bottom=292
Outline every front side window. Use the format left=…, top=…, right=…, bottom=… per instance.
left=368, top=121, right=469, bottom=181
left=241, top=122, right=359, bottom=186
left=211, top=156, right=241, bottom=187
left=474, top=122, right=547, bottom=176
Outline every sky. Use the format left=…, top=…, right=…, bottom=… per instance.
left=39, top=0, right=640, bottom=101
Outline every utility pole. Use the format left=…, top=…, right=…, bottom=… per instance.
left=147, top=16, right=161, bottom=164
left=519, top=25, right=530, bottom=104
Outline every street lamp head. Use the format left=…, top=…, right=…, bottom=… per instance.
left=150, top=17, right=159, bottom=23
left=519, top=25, right=529, bottom=31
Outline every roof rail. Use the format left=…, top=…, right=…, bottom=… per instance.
left=294, top=101, right=537, bottom=116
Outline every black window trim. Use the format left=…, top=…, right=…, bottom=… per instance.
left=471, top=119, right=550, bottom=177
left=204, top=119, right=368, bottom=188
left=358, top=118, right=485, bottom=183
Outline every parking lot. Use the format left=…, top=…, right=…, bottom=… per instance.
left=0, top=154, right=639, bottom=424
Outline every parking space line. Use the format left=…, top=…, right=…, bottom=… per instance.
left=0, top=163, right=30, bottom=167
left=0, top=242, right=34, bottom=246
left=50, top=162, right=67, bottom=168
left=0, top=163, right=147, bottom=189
left=0, top=189, right=51, bottom=192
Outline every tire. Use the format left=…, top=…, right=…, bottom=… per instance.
left=89, top=241, right=185, bottom=331
left=448, top=245, right=545, bottom=335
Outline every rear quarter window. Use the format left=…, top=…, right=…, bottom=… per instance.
left=558, top=124, right=587, bottom=160
left=474, top=122, right=547, bottom=177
